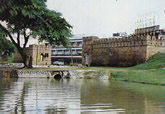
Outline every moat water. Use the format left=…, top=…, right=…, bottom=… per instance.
left=0, top=77, right=165, bottom=114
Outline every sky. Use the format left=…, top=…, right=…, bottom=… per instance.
left=46, top=0, right=165, bottom=37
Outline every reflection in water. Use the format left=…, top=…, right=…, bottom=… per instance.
left=0, top=77, right=164, bottom=114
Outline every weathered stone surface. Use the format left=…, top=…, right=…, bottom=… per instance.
left=69, top=70, right=111, bottom=80
left=14, top=44, right=51, bottom=66
left=82, top=26, right=165, bottom=67
left=0, top=63, right=24, bottom=68
left=16, top=70, right=71, bottom=78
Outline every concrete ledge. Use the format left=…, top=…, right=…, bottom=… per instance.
left=0, top=63, right=24, bottom=68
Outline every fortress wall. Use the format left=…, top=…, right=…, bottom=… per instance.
left=14, top=44, right=51, bottom=66
left=82, top=36, right=99, bottom=65
left=82, top=26, right=165, bottom=67
left=146, top=39, right=165, bottom=60
left=91, top=37, right=148, bottom=66
left=30, top=44, right=51, bottom=65
left=82, top=35, right=165, bottom=67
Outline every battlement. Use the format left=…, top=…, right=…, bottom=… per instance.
left=28, top=43, right=51, bottom=50
left=135, top=25, right=160, bottom=35
left=82, top=26, right=165, bottom=67
left=95, top=37, right=164, bottom=49
left=83, top=34, right=165, bottom=49
left=83, top=36, right=99, bottom=42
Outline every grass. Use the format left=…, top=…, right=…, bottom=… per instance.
left=89, top=53, right=165, bottom=70
left=132, top=53, right=165, bottom=69
left=75, top=53, right=165, bottom=86
left=13, top=53, right=165, bottom=86
left=0, top=61, right=8, bottom=64
left=109, top=53, right=165, bottom=85
left=111, top=70, right=165, bottom=86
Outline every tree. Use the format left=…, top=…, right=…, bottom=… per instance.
left=0, top=29, right=16, bottom=60
left=0, top=0, right=72, bottom=67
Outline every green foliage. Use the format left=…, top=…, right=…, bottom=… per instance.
left=0, top=0, right=72, bottom=46
left=133, top=53, right=165, bottom=69
left=0, top=29, right=16, bottom=60
left=34, top=9, right=72, bottom=46
left=0, top=0, right=72, bottom=66
left=7, top=52, right=16, bottom=63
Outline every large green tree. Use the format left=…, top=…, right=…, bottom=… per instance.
left=0, top=0, right=72, bottom=67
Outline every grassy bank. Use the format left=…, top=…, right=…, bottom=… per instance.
left=13, top=53, right=165, bottom=85
left=132, top=53, right=165, bottom=69
left=111, top=69, right=165, bottom=85
left=78, top=53, right=165, bottom=85
left=110, top=53, right=165, bottom=86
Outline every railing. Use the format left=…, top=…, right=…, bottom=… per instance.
left=52, top=46, right=82, bottom=49
left=51, top=53, right=82, bottom=56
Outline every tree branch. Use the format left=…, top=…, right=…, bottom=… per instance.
left=0, top=23, right=21, bottom=50
left=23, top=29, right=30, bottom=48
left=27, top=32, right=32, bottom=38
left=23, top=37, right=29, bottom=48
left=17, top=32, right=20, bottom=46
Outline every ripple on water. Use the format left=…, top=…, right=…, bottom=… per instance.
left=0, top=78, right=164, bottom=114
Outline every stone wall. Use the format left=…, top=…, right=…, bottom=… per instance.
left=14, top=44, right=51, bottom=66
left=26, top=44, right=51, bottom=66
left=0, top=63, right=24, bottom=68
left=82, top=36, right=99, bottom=66
left=82, top=26, right=165, bottom=67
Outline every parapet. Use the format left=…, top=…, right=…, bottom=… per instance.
left=90, top=34, right=165, bottom=49
left=135, top=25, right=160, bottom=35
left=83, top=25, right=165, bottom=49
left=27, top=43, right=51, bottom=50
left=83, top=36, right=99, bottom=42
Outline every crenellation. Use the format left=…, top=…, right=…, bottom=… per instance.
left=82, top=25, right=165, bottom=67
left=85, top=36, right=164, bottom=48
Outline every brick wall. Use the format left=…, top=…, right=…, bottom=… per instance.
left=82, top=26, right=165, bottom=67
left=14, top=44, right=51, bottom=66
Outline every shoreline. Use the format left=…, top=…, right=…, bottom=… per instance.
left=0, top=66, right=165, bottom=86
left=18, top=66, right=165, bottom=86
left=91, top=67, right=164, bottom=86
left=86, top=67, right=165, bottom=86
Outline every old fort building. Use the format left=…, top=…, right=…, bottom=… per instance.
left=82, top=25, right=165, bottom=67
left=14, top=43, right=51, bottom=66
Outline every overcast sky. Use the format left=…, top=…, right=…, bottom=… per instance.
left=47, top=0, right=165, bottom=37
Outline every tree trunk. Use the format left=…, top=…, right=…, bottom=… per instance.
left=0, top=24, right=32, bottom=68
left=17, top=47, right=32, bottom=68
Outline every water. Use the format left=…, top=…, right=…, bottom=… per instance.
left=0, top=78, right=165, bottom=114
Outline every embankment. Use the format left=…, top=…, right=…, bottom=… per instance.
left=110, top=53, right=165, bottom=86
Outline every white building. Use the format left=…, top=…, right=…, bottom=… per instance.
left=51, top=37, right=83, bottom=65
